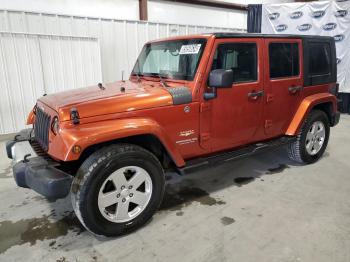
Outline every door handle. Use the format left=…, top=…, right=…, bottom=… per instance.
left=248, top=90, right=264, bottom=99
left=288, top=85, right=303, bottom=94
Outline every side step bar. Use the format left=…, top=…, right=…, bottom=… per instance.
left=177, top=136, right=296, bottom=175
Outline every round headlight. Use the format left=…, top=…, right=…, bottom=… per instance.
left=51, top=116, right=60, bottom=135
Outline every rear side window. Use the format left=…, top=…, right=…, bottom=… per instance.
left=211, top=43, right=257, bottom=83
left=269, top=43, right=299, bottom=79
left=309, top=43, right=331, bottom=76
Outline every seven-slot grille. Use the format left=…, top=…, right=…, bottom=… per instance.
left=34, top=106, right=51, bottom=151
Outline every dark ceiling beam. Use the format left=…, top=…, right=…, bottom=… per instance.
left=160, top=0, right=248, bottom=11
left=139, top=0, right=148, bottom=20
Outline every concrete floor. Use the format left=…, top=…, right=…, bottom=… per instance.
left=1, top=116, right=350, bottom=262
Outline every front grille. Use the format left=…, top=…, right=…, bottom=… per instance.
left=30, top=140, right=52, bottom=160
left=34, top=106, right=51, bottom=151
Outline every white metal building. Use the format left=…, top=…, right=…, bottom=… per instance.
left=0, top=0, right=292, bottom=134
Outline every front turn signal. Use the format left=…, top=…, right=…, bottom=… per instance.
left=72, top=145, right=82, bottom=154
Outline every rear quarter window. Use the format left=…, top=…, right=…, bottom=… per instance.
left=303, top=39, right=336, bottom=86
left=309, top=43, right=331, bottom=77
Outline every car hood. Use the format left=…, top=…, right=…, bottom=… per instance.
left=39, top=80, right=174, bottom=121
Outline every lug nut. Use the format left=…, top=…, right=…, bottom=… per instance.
left=122, top=198, right=126, bottom=202
left=128, top=185, right=133, bottom=189
left=121, top=185, right=125, bottom=190
left=117, top=194, right=120, bottom=198
left=129, top=193, right=133, bottom=197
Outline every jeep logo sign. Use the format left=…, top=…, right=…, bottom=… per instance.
left=269, top=12, right=280, bottom=20
left=311, top=10, right=326, bottom=18
left=323, top=23, right=337, bottom=31
left=275, top=24, right=288, bottom=32
left=334, top=34, right=345, bottom=42
left=335, top=10, right=348, bottom=17
left=290, top=11, right=303, bottom=19
left=298, top=24, right=312, bottom=31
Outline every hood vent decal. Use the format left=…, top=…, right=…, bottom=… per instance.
left=166, top=87, right=192, bottom=105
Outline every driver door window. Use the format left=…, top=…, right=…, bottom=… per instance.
left=211, top=43, right=257, bottom=83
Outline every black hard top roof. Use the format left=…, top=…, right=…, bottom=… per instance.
left=213, top=32, right=334, bottom=41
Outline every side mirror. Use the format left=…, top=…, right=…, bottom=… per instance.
left=204, top=69, right=233, bottom=100
left=209, top=69, right=233, bottom=88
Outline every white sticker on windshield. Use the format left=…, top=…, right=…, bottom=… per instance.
left=179, top=44, right=202, bottom=55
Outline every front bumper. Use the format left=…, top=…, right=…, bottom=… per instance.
left=6, top=129, right=73, bottom=199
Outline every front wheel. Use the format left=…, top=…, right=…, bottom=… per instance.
left=71, top=144, right=165, bottom=237
left=288, top=110, right=330, bottom=164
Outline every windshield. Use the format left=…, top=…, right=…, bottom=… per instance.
left=132, top=39, right=207, bottom=81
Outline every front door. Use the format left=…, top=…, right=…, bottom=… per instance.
left=199, top=38, right=265, bottom=152
left=263, top=39, right=303, bottom=138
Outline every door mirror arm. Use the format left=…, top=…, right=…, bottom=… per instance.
left=204, top=87, right=217, bottom=100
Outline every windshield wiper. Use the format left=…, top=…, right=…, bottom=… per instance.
left=133, top=72, right=142, bottom=82
left=146, top=73, right=170, bottom=88
left=133, top=72, right=170, bottom=87
left=158, top=74, right=169, bottom=88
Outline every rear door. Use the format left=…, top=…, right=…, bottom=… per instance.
left=263, top=38, right=303, bottom=137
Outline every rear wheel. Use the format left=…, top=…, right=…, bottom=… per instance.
left=71, top=144, right=165, bottom=237
left=288, top=110, right=330, bottom=164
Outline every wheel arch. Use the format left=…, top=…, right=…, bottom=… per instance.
left=79, top=133, right=179, bottom=170
left=53, top=117, right=185, bottom=168
left=286, top=93, right=337, bottom=136
left=312, top=102, right=333, bottom=124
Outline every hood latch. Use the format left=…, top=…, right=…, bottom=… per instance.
left=70, top=108, right=80, bottom=125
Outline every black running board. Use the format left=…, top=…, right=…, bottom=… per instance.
left=177, top=136, right=296, bottom=175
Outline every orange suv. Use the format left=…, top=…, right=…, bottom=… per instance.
left=6, top=33, right=340, bottom=236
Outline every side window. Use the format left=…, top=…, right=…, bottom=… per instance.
left=309, top=43, right=331, bottom=76
left=212, top=43, right=257, bottom=83
left=269, top=43, right=299, bottom=79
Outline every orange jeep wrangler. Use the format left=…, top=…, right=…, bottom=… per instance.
left=6, top=33, right=340, bottom=236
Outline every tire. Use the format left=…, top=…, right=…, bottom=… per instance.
left=288, top=110, right=330, bottom=164
left=71, top=143, right=165, bottom=237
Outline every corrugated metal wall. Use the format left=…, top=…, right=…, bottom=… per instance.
left=0, top=9, right=244, bottom=134
left=0, top=31, right=102, bottom=134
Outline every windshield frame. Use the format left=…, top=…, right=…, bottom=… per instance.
left=132, top=38, right=207, bottom=81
